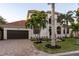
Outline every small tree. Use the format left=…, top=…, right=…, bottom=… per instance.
left=26, top=10, right=47, bottom=43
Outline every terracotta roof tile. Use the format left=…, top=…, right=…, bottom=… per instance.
left=4, top=20, right=26, bottom=28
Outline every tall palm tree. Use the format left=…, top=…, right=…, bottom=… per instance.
left=57, top=11, right=74, bottom=37
left=26, top=10, right=47, bottom=42
left=74, top=8, right=79, bottom=22
left=69, top=8, right=79, bottom=38
left=49, top=3, right=56, bottom=46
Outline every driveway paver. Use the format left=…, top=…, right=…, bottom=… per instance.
left=0, top=39, right=48, bottom=56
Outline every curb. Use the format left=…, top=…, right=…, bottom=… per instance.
left=49, top=50, right=79, bottom=56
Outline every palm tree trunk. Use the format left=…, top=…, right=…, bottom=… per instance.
left=35, top=34, right=37, bottom=40
left=65, top=22, right=68, bottom=37
left=51, top=3, right=56, bottom=46
left=37, top=28, right=41, bottom=43
left=76, top=31, right=79, bottom=44
left=38, top=33, right=41, bottom=43
left=65, top=27, right=67, bottom=37
left=75, top=31, right=77, bottom=38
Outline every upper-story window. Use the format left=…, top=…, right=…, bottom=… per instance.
left=57, top=15, right=61, bottom=23
left=49, top=16, right=51, bottom=24
left=57, top=14, right=62, bottom=23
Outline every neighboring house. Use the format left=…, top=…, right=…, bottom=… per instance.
left=27, top=10, right=71, bottom=39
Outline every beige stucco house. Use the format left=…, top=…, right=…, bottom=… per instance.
left=27, top=10, right=71, bottom=39
left=1, top=10, right=71, bottom=40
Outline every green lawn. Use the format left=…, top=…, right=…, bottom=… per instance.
left=33, top=38, right=79, bottom=54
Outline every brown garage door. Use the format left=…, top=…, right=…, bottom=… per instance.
left=7, top=30, right=29, bottom=39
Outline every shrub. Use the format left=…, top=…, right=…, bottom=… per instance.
left=43, top=37, right=51, bottom=42
left=59, top=37, right=66, bottom=41
left=30, top=37, right=37, bottom=41
left=45, top=44, right=61, bottom=49
left=30, top=36, right=51, bottom=42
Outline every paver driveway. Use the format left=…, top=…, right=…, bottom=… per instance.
left=0, top=39, right=48, bottom=56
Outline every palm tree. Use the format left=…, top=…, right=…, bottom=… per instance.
left=26, top=10, right=47, bottom=42
left=70, top=7, right=79, bottom=44
left=57, top=11, right=74, bottom=37
left=74, top=8, right=79, bottom=22
left=70, top=22, right=79, bottom=37
left=48, top=3, right=56, bottom=46
left=70, top=22, right=79, bottom=44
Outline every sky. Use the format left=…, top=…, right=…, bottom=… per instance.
left=0, top=3, right=78, bottom=23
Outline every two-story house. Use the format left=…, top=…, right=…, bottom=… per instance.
left=2, top=10, right=71, bottom=40
left=27, top=10, right=71, bottom=39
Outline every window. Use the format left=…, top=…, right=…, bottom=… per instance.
left=57, top=26, right=61, bottom=34
left=49, top=27, right=52, bottom=38
left=57, top=15, right=60, bottom=23
left=63, top=29, right=65, bottom=34
left=49, top=17, right=51, bottom=24
left=67, top=28, right=69, bottom=34
left=63, top=28, right=69, bottom=34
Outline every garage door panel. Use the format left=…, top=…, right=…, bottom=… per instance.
left=7, top=30, right=29, bottom=39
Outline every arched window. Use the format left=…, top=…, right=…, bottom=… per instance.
left=57, top=26, right=61, bottom=34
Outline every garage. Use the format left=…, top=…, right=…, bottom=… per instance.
left=7, top=30, right=29, bottom=39
left=3, top=20, right=31, bottom=40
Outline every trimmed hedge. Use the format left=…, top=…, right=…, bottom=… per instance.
left=30, top=37, right=51, bottom=42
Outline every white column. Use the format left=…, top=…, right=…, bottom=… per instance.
left=29, top=29, right=32, bottom=39
left=3, top=28, right=7, bottom=40
left=61, top=27, right=63, bottom=37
